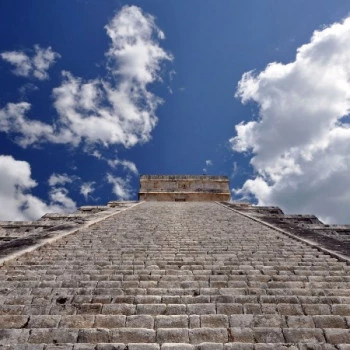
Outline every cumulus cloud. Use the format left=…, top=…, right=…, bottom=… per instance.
left=231, top=16, right=350, bottom=223
left=0, top=155, right=76, bottom=221
left=80, top=182, right=95, bottom=201
left=107, top=174, right=133, bottom=200
left=1, top=45, right=60, bottom=80
left=0, top=6, right=172, bottom=149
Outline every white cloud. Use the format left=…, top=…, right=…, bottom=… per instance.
left=1, top=45, right=60, bottom=80
left=0, top=155, right=76, bottom=221
left=107, top=158, right=138, bottom=174
left=19, top=83, right=39, bottom=99
left=48, top=187, right=76, bottom=214
left=91, top=150, right=103, bottom=159
left=80, top=182, right=95, bottom=201
left=231, top=16, right=350, bottom=223
left=107, top=174, right=133, bottom=200
left=0, top=102, right=58, bottom=148
left=0, top=6, right=172, bottom=149
left=203, top=159, right=213, bottom=174
left=48, top=173, right=74, bottom=187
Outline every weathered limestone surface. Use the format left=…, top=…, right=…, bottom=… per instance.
left=222, top=202, right=350, bottom=260
left=0, top=201, right=350, bottom=349
left=139, top=175, right=231, bottom=202
left=0, top=202, right=135, bottom=261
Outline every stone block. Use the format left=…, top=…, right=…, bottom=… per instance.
left=224, top=344, right=254, bottom=350
left=254, top=345, right=298, bottom=350
left=73, top=345, right=97, bottom=350
left=92, top=296, right=112, bottom=304
left=298, top=345, right=337, bottom=350
left=49, top=304, right=76, bottom=315
left=0, top=305, right=24, bottom=315
left=45, top=346, right=73, bottom=350
left=0, top=329, right=30, bottom=345
left=94, top=315, right=126, bottom=328
left=162, top=296, right=181, bottom=304
left=113, top=296, right=135, bottom=304
left=253, top=328, right=285, bottom=343
left=135, top=296, right=162, bottom=304
left=286, top=316, right=314, bottom=328
left=95, top=344, right=126, bottom=350
left=302, top=303, right=331, bottom=315
left=29, top=328, right=78, bottom=343
left=251, top=315, right=285, bottom=328
left=0, top=315, right=29, bottom=328
left=164, top=304, right=187, bottom=315
left=277, top=303, right=303, bottom=315
left=126, top=315, right=154, bottom=329
left=102, top=303, right=136, bottom=315
left=189, top=328, right=228, bottom=344
left=201, top=315, right=228, bottom=328
left=261, top=304, right=277, bottom=314
left=137, top=304, right=167, bottom=315
left=161, top=344, right=194, bottom=350
left=128, top=345, right=160, bottom=350
left=187, top=304, right=216, bottom=315
left=198, top=343, right=224, bottom=350
left=110, top=328, right=156, bottom=343
left=156, top=328, right=189, bottom=343
left=77, top=328, right=110, bottom=343
left=155, top=315, right=188, bottom=328
left=217, top=303, right=243, bottom=315
left=324, top=328, right=350, bottom=344
left=243, top=304, right=261, bottom=314
left=313, top=315, right=346, bottom=328
left=283, top=328, right=325, bottom=343
left=8, top=345, right=45, bottom=350
left=189, top=315, right=200, bottom=328
left=229, top=315, right=253, bottom=327
left=228, top=328, right=254, bottom=343
left=332, top=304, right=350, bottom=315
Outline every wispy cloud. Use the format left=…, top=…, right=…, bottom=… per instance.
left=1, top=45, right=60, bottom=80
left=107, top=174, right=133, bottom=200
left=48, top=173, right=74, bottom=187
left=231, top=16, right=350, bottom=223
left=203, top=159, right=213, bottom=174
left=107, top=158, right=138, bottom=174
left=80, top=182, right=95, bottom=201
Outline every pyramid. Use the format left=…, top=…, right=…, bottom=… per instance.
left=0, top=175, right=349, bottom=349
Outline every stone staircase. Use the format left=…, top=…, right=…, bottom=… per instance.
left=0, top=201, right=350, bottom=349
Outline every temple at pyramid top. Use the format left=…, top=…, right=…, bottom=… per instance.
left=139, top=174, right=231, bottom=201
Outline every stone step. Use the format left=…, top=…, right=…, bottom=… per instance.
left=1, top=302, right=350, bottom=316
left=3, top=294, right=350, bottom=307
left=1, top=327, right=350, bottom=345
left=1, top=202, right=349, bottom=348
left=2, top=289, right=350, bottom=303
left=1, top=314, right=350, bottom=329
left=0, top=343, right=347, bottom=350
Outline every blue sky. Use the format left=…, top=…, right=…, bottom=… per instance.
left=1, top=0, right=350, bottom=223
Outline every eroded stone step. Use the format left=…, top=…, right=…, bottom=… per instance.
left=2, top=302, right=350, bottom=317
left=1, top=314, right=350, bottom=330
left=1, top=327, right=350, bottom=345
